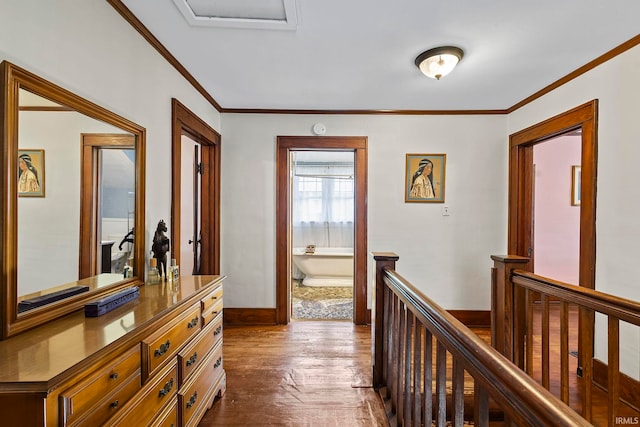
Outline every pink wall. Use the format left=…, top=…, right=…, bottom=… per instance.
left=533, top=135, right=581, bottom=285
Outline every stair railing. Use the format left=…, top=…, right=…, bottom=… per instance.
left=373, top=253, right=591, bottom=426
left=491, top=255, right=640, bottom=426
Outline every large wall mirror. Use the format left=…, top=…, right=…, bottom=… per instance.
left=1, top=61, right=146, bottom=339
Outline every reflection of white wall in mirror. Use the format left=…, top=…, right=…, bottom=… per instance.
left=101, top=149, right=136, bottom=273
left=17, top=107, right=125, bottom=297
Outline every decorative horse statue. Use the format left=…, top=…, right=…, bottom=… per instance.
left=152, top=220, right=170, bottom=279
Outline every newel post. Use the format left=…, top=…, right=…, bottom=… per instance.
left=372, top=252, right=399, bottom=389
left=490, top=255, right=529, bottom=362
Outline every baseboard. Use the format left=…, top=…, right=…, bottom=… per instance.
left=593, top=358, right=640, bottom=411
left=223, top=308, right=277, bottom=325
left=222, top=308, right=489, bottom=328
left=448, top=310, right=491, bottom=328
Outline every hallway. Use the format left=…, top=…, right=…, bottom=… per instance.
left=198, top=321, right=387, bottom=426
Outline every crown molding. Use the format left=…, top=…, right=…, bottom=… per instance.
left=107, top=1, right=640, bottom=116
left=106, top=0, right=222, bottom=112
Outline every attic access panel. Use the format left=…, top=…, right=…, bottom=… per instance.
left=173, top=0, right=298, bottom=30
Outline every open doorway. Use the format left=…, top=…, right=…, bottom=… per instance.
left=276, top=136, right=368, bottom=325
left=79, top=133, right=135, bottom=279
left=290, top=150, right=355, bottom=320
left=532, top=131, right=581, bottom=284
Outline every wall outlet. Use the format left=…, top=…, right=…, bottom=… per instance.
left=442, top=206, right=450, bottom=216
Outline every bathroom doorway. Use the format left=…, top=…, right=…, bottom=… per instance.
left=290, top=150, right=355, bottom=320
left=275, top=136, right=368, bottom=325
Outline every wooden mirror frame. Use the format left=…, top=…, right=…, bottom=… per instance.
left=0, top=61, right=146, bottom=339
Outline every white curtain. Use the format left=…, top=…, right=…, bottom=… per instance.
left=292, top=162, right=354, bottom=248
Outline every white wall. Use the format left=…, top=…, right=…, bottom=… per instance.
left=220, top=114, right=508, bottom=310
left=508, top=45, right=640, bottom=378
left=0, top=0, right=221, bottom=264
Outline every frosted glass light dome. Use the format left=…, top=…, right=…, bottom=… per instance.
left=415, top=46, right=464, bottom=80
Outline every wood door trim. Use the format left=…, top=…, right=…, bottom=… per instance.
left=276, top=136, right=368, bottom=325
left=508, top=100, right=598, bottom=373
left=79, top=134, right=135, bottom=279
left=508, top=99, right=597, bottom=291
left=171, top=98, right=221, bottom=274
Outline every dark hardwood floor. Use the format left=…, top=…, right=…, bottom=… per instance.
left=199, top=321, right=387, bottom=426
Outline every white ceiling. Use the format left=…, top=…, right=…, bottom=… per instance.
left=119, top=0, right=640, bottom=111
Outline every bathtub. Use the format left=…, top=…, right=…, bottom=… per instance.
left=292, top=247, right=353, bottom=287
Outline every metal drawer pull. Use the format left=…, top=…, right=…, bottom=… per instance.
left=186, top=352, right=198, bottom=367
left=214, top=326, right=222, bottom=336
left=158, top=377, right=174, bottom=397
left=186, top=391, right=198, bottom=409
left=109, top=372, right=119, bottom=380
left=154, top=340, right=171, bottom=357
left=110, top=400, right=119, bottom=409
left=187, top=316, right=199, bottom=329
left=214, top=357, right=222, bottom=368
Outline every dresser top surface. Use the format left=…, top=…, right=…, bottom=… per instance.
left=0, top=275, right=223, bottom=388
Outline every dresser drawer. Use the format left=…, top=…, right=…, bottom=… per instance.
left=69, top=373, right=140, bottom=427
left=200, top=284, right=223, bottom=315
left=108, top=360, right=178, bottom=427
left=151, top=395, right=178, bottom=427
left=179, top=341, right=224, bottom=427
left=178, top=315, right=219, bottom=385
left=202, top=297, right=223, bottom=327
left=142, top=304, right=201, bottom=378
left=61, top=346, right=140, bottom=426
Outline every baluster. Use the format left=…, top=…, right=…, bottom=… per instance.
left=382, top=285, right=390, bottom=389
left=397, top=303, right=406, bottom=423
left=513, top=282, right=527, bottom=369
left=526, top=288, right=534, bottom=376
left=423, top=329, right=433, bottom=426
left=390, top=293, right=399, bottom=415
left=541, top=294, right=550, bottom=390
left=435, top=341, right=447, bottom=427
left=412, top=322, right=422, bottom=427
left=473, top=381, right=489, bottom=427
left=560, top=301, right=569, bottom=404
left=579, top=306, right=593, bottom=422
left=451, top=358, right=464, bottom=427
left=403, top=311, right=413, bottom=426
left=608, top=317, right=620, bottom=426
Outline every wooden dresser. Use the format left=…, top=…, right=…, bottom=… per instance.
left=0, top=275, right=226, bottom=426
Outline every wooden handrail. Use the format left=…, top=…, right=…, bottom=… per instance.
left=512, top=270, right=640, bottom=326
left=492, top=256, right=640, bottom=426
left=372, top=253, right=591, bottom=426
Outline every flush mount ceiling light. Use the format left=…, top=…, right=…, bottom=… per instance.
left=415, top=46, right=464, bottom=80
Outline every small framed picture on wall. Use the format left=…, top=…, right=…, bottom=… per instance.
left=405, top=153, right=446, bottom=203
left=18, top=149, right=45, bottom=197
